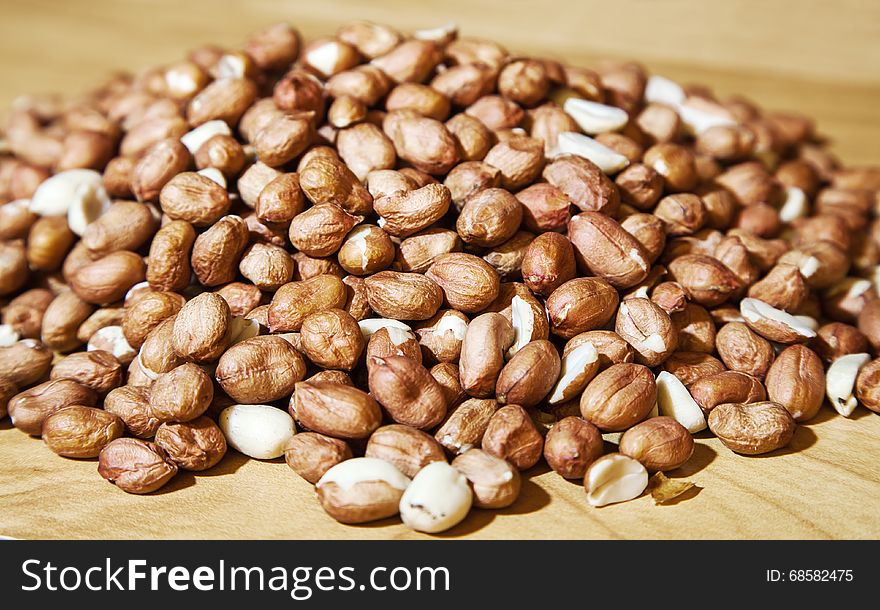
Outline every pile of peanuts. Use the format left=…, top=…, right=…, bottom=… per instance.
left=1, top=20, right=879, bottom=534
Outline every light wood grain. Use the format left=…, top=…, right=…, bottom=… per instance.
left=0, top=0, right=879, bottom=540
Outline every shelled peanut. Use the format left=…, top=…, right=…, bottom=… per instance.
left=1, top=19, right=879, bottom=533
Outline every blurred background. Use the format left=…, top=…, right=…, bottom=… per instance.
left=0, top=0, right=877, bottom=162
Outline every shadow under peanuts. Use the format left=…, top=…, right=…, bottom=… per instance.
left=675, top=442, right=717, bottom=476
left=197, top=451, right=251, bottom=477
left=435, top=463, right=553, bottom=538
left=153, top=470, right=196, bottom=494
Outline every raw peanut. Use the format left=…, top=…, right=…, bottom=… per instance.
left=293, top=381, right=382, bottom=440
left=171, top=292, right=230, bottom=363
left=615, top=163, right=663, bottom=210
left=237, top=161, right=282, bottom=207
left=71, top=251, right=145, bottom=305
left=740, top=298, right=817, bottom=344
left=122, top=291, right=185, bottom=349
left=529, top=104, right=580, bottom=153
left=316, top=457, right=411, bottom=525
left=8, top=379, right=97, bottom=435
left=621, top=213, right=667, bottom=263
left=299, top=155, right=373, bottom=216
left=394, top=228, right=461, bottom=273
left=547, top=277, right=618, bottom=339
left=368, top=355, right=447, bottom=429
left=289, top=205, right=361, bottom=258
left=615, top=298, right=678, bottom=366
left=426, top=253, right=501, bottom=313
left=716, top=321, right=775, bottom=379
left=26, top=216, right=74, bottom=271
left=1, top=377, right=18, bottom=419
left=765, top=345, right=825, bottom=422
left=568, top=212, right=649, bottom=289
left=149, top=363, right=213, bottom=423
left=826, top=353, right=871, bottom=417
left=268, top=275, right=348, bottom=332
left=42, top=405, right=124, bottom=458
left=131, top=139, right=190, bottom=202
left=187, top=77, right=257, bottom=127
left=386, top=83, right=449, bottom=120
left=459, top=312, right=514, bottom=398
left=98, top=438, right=178, bottom=494
left=50, top=350, right=123, bottom=394
left=689, top=370, right=766, bottom=415
left=543, top=416, right=603, bottom=479
left=154, top=416, right=227, bottom=471
left=415, top=309, right=468, bottom=364
left=239, top=243, right=294, bottom=290
left=584, top=453, right=649, bottom=507
left=858, top=299, right=880, bottom=352
left=486, top=283, right=550, bottom=356
left=564, top=330, right=635, bottom=369
left=482, top=230, right=534, bottom=280
left=374, top=183, right=451, bottom=238
left=147, top=220, right=196, bottom=292
left=195, top=134, right=246, bottom=178
left=363, top=271, right=443, bottom=321
left=42, top=291, right=95, bottom=352
left=104, top=385, right=160, bottom=439
left=292, top=252, right=345, bottom=280
left=708, top=401, right=796, bottom=455
left=216, top=335, right=307, bottom=403
left=219, top=404, right=296, bottom=459
left=654, top=193, right=707, bottom=236
left=337, top=225, right=395, bottom=276
left=811, top=322, right=870, bottom=363
left=365, top=324, right=422, bottom=364
left=481, top=404, right=544, bottom=470
left=3, top=288, right=54, bottom=339
left=138, top=315, right=183, bottom=379
left=662, top=351, right=726, bottom=386
left=651, top=281, right=688, bottom=314
left=255, top=173, right=304, bottom=224
left=284, top=432, right=352, bottom=484
left=444, top=161, right=501, bottom=210
left=496, top=340, right=561, bottom=407
left=543, top=155, right=619, bottom=215
left=855, top=359, right=880, bottom=414
left=483, top=134, right=545, bottom=190
left=0, top=200, right=38, bottom=240
left=430, top=362, right=466, bottom=409
left=159, top=172, right=230, bottom=227
left=434, top=397, right=498, bottom=456
left=452, top=448, right=521, bottom=509
left=715, top=161, right=782, bottom=207
left=366, top=424, right=447, bottom=478
left=253, top=112, right=313, bottom=167
left=191, top=215, right=249, bottom=287
left=619, top=416, right=693, bottom=472
left=386, top=115, right=459, bottom=175
left=299, top=309, right=364, bottom=371
left=82, top=200, right=158, bottom=256
left=516, top=183, right=572, bottom=234
left=668, top=254, right=742, bottom=307
left=672, top=303, right=717, bottom=353
left=644, top=143, right=698, bottom=192
left=456, top=188, right=523, bottom=248
left=580, top=363, right=656, bottom=431
left=431, top=63, right=495, bottom=108
left=399, top=461, right=473, bottom=533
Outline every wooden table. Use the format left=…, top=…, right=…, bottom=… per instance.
left=1, top=0, right=879, bottom=540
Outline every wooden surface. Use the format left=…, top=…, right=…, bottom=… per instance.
left=1, top=0, right=879, bottom=540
